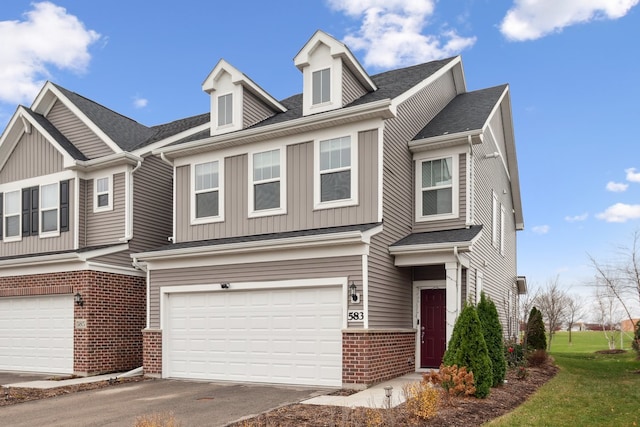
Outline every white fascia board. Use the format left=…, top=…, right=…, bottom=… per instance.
left=409, top=131, right=482, bottom=154
left=155, top=99, right=394, bottom=159
left=133, top=228, right=375, bottom=262
left=132, top=122, right=211, bottom=157
left=70, top=151, right=143, bottom=172
left=389, top=241, right=474, bottom=256
left=390, top=56, right=461, bottom=115
left=36, top=83, right=123, bottom=154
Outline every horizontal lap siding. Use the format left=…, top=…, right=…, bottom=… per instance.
left=47, top=100, right=114, bottom=159
left=175, top=130, right=379, bottom=242
left=130, top=155, right=173, bottom=253
left=368, top=71, right=457, bottom=328
left=243, top=90, right=277, bottom=128
left=342, top=67, right=368, bottom=106
left=0, top=129, right=64, bottom=182
left=148, top=256, right=362, bottom=329
left=85, top=173, right=126, bottom=246
left=0, top=180, right=75, bottom=256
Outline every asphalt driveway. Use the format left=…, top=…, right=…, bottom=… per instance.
left=0, top=377, right=330, bottom=427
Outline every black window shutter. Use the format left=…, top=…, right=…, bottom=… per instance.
left=22, top=188, right=31, bottom=236
left=0, top=192, right=3, bottom=240
left=60, top=180, right=69, bottom=232
left=30, top=187, right=38, bottom=236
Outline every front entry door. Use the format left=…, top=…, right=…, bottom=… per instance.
left=420, top=289, right=446, bottom=368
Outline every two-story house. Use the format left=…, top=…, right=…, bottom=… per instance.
left=0, top=83, right=207, bottom=375
left=133, top=31, right=526, bottom=389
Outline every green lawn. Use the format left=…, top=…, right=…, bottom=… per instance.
left=486, top=331, right=640, bottom=427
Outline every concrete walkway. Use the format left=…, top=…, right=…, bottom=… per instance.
left=3, top=368, right=141, bottom=389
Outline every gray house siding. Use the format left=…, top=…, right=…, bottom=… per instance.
left=78, top=179, right=87, bottom=247
left=47, top=100, right=114, bottom=159
left=467, top=111, right=518, bottom=333
left=0, top=179, right=75, bottom=256
left=0, top=129, right=64, bottom=182
left=174, top=129, right=379, bottom=243
left=130, top=155, right=173, bottom=254
left=368, top=70, right=458, bottom=328
left=85, top=172, right=126, bottom=246
left=243, top=90, right=276, bottom=129
left=342, top=66, right=368, bottom=106
left=148, top=255, right=362, bottom=329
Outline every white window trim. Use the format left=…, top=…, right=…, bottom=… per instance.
left=311, top=67, right=331, bottom=106
left=216, top=91, right=234, bottom=129
left=190, top=157, right=225, bottom=225
left=313, top=132, right=359, bottom=210
left=94, top=175, right=113, bottom=213
left=248, top=147, right=287, bottom=218
left=492, top=191, right=498, bottom=248
left=500, top=204, right=506, bottom=256
left=3, top=189, right=22, bottom=243
left=39, top=182, right=60, bottom=238
left=414, top=152, right=459, bottom=222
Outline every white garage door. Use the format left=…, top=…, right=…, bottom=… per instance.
left=0, top=295, right=74, bottom=373
left=165, top=286, right=342, bottom=387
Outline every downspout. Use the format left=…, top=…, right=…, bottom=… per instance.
left=131, top=256, right=150, bottom=329
left=120, top=160, right=142, bottom=243
left=454, top=246, right=462, bottom=312
left=160, top=152, right=176, bottom=242
left=467, top=135, right=475, bottom=226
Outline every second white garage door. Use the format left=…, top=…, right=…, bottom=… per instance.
left=165, top=286, right=342, bottom=387
left=0, top=295, right=74, bottom=374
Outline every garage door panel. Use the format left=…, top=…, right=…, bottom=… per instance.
left=0, top=295, right=73, bottom=374
left=166, top=286, right=342, bottom=386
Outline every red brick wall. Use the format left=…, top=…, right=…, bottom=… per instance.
left=0, top=270, right=145, bottom=375
left=342, top=330, right=416, bottom=387
left=142, top=329, right=162, bottom=376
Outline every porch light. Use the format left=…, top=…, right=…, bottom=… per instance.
left=349, top=282, right=357, bottom=302
left=74, top=292, right=84, bottom=307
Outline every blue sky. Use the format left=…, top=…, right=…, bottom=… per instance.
left=1, top=1, right=639, bottom=310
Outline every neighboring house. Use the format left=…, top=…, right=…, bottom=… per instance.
left=133, top=31, right=526, bottom=388
left=621, top=318, right=639, bottom=333
left=0, top=82, right=208, bottom=375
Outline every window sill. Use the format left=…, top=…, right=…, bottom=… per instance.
left=314, top=198, right=358, bottom=210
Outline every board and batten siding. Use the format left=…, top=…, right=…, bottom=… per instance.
left=130, top=155, right=173, bottom=254
left=0, top=179, right=75, bottom=257
left=148, top=255, right=362, bottom=329
left=85, top=173, right=126, bottom=246
left=467, top=111, right=518, bottom=334
left=367, top=69, right=458, bottom=328
left=242, top=90, right=277, bottom=129
left=174, top=130, right=379, bottom=242
left=0, top=129, right=64, bottom=183
left=342, top=66, right=369, bottom=106
left=46, top=100, right=114, bottom=159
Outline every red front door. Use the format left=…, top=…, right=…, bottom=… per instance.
left=420, top=289, right=446, bottom=368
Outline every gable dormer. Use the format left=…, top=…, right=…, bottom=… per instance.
left=202, top=59, right=286, bottom=137
left=294, top=30, right=377, bottom=117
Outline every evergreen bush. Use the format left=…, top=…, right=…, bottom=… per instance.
left=477, top=292, right=506, bottom=387
left=525, top=307, right=547, bottom=351
left=442, top=302, right=493, bottom=398
left=632, top=320, right=640, bottom=356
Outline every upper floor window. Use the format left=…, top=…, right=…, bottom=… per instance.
left=416, top=154, right=458, bottom=222
left=500, top=204, right=506, bottom=256
left=312, top=68, right=330, bottom=105
left=193, top=160, right=222, bottom=221
left=3, top=190, right=20, bottom=241
left=250, top=149, right=285, bottom=216
left=40, top=183, right=59, bottom=234
left=95, top=176, right=112, bottom=212
left=217, top=93, right=233, bottom=126
left=319, top=136, right=353, bottom=204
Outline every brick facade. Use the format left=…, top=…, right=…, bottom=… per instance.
left=342, top=330, right=416, bottom=387
left=0, top=270, right=145, bottom=375
left=142, top=329, right=162, bottom=376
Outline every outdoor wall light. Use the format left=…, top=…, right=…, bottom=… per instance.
left=220, top=283, right=230, bottom=289
left=74, top=292, right=84, bottom=307
left=349, top=282, right=358, bottom=302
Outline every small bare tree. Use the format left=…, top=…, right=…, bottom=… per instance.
left=592, top=285, right=624, bottom=349
left=565, top=293, right=586, bottom=344
left=534, top=277, right=568, bottom=351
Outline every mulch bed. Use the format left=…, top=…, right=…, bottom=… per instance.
left=228, top=362, right=559, bottom=426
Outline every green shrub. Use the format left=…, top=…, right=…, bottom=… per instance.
left=443, top=302, right=493, bottom=398
left=477, top=292, right=506, bottom=387
left=525, top=307, right=547, bottom=351
left=504, top=339, right=525, bottom=368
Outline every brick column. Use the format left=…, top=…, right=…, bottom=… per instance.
left=142, top=329, right=162, bottom=377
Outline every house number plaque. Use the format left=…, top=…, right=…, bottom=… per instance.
left=75, top=319, right=87, bottom=329
left=347, top=310, right=364, bottom=322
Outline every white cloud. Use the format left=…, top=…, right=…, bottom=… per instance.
left=500, top=0, right=639, bottom=41
left=606, top=181, right=629, bottom=192
left=0, top=2, right=101, bottom=105
left=327, top=0, right=476, bottom=68
left=532, top=225, right=550, bottom=234
left=596, top=203, right=640, bottom=223
left=626, top=167, right=640, bottom=183
left=565, top=213, right=588, bottom=222
left=133, top=96, right=148, bottom=109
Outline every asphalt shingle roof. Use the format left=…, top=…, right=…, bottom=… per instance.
left=391, top=225, right=483, bottom=247
left=413, top=84, right=507, bottom=140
